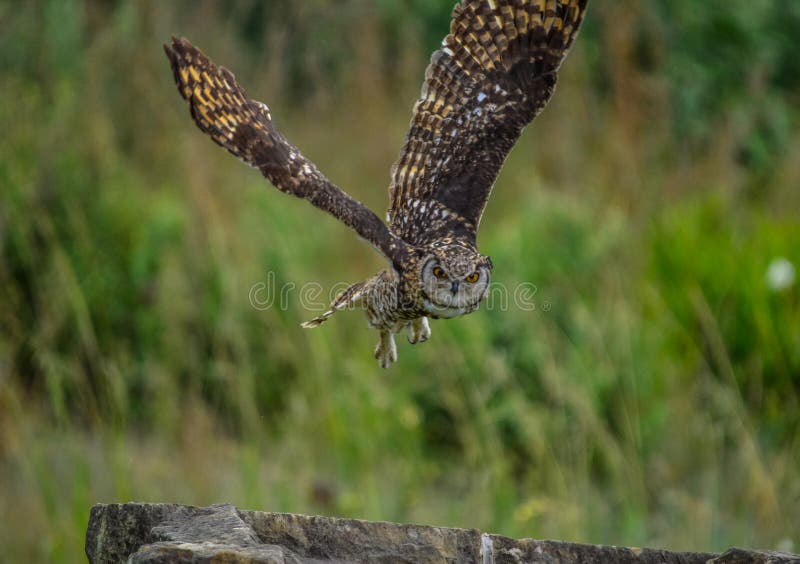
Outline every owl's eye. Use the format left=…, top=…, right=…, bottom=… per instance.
left=432, top=266, right=448, bottom=279
left=465, top=271, right=480, bottom=284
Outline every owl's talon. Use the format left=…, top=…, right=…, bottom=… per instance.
left=408, top=317, right=431, bottom=344
left=374, top=331, right=398, bottom=368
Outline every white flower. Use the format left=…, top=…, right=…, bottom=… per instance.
left=766, top=257, right=796, bottom=292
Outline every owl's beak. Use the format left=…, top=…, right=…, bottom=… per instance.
left=450, top=280, right=460, bottom=294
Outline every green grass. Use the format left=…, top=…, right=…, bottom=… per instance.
left=1, top=1, right=799, bottom=561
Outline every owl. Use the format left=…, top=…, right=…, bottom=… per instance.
left=165, top=0, right=589, bottom=367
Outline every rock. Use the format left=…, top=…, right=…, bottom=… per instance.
left=239, top=509, right=481, bottom=563
left=85, top=503, right=800, bottom=563
left=488, top=535, right=715, bottom=563
left=130, top=504, right=306, bottom=563
left=711, top=549, right=800, bottom=564
left=87, top=503, right=481, bottom=563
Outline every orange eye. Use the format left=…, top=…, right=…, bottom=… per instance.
left=465, top=271, right=480, bottom=284
left=433, top=266, right=447, bottom=279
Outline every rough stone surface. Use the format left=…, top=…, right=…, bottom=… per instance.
left=239, top=509, right=481, bottom=563
left=710, top=549, right=800, bottom=564
left=85, top=503, right=800, bottom=563
left=488, top=535, right=715, bottom=563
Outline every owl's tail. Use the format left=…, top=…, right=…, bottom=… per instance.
left=301, top=281, right=367, bottom=329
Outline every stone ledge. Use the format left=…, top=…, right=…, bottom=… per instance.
left=85, top=503, right=799, bottom=563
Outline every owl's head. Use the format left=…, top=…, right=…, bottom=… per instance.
left=418, top=242, right=492, bottom=318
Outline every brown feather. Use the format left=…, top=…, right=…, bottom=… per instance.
left=164, top=37, right=411, bottom=267
left=387, top=0, right=589, bottom=245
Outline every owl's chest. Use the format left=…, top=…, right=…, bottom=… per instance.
left=363, top=271, right=425, bottom=327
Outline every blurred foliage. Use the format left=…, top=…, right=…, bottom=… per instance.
left=1, top=0, right=799, bottom=562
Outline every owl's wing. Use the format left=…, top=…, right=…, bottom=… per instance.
left=388, top=0, right=588, bottom=243
left=165, top=37, right=411, bottom=266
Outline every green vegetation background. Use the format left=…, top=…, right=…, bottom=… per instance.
left=1, top=0, right=799, bottom=560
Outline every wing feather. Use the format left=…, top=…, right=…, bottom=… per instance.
left=164, top=37, right=411, bottom=266
left=388, top=0, right=588, bottom=244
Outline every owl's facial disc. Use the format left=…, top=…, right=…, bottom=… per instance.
left=420, top=251, right=491, bottom=317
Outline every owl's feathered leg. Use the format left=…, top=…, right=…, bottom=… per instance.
left=408, top=317, right=431, bottom=344
left=374, top=331, right=398, bottom=369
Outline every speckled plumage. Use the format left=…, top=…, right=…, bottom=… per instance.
left=164, top=0, right=589, bottom=367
